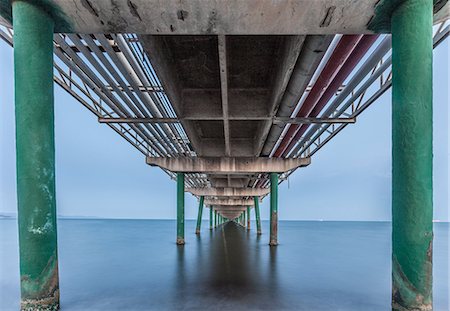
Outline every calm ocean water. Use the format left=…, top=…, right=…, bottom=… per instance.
left=0, top=219, right=448, bottom=310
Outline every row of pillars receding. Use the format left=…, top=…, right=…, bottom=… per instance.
left=181, top=172, right=272, bottom=243
left=12, top=1, right=433, bottom=310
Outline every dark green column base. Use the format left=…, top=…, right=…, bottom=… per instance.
left=392, top=249, right=433, bottom=311
left=176, top=238, right=185, bottom=245
left=21, top=291, right=59, bottom=311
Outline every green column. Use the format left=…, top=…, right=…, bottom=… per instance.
left=391, top=1, right=433, bottom=310
left=195, top=196, right=204, bottom=234
left=270, top=173, right=278, bottom=246
left=209, top=207, right=213, bottom=230
left=254, top=196, right=262, bottom=235
left=214, top=210, right=217, bottom=228
left=13, top=2, right=59, bottom=310
left=176, top=173, right=185, bottom=245
left=247, top=206, right=251, bottom=230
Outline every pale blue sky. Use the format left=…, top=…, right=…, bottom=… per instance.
left=0, top=38, right=448, bottom=221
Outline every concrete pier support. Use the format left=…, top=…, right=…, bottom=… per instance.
left=176, top=173, right=185, bottom=245
left=391, top=1, right=433, bottom=310
left=13, top=2, right=60, bottom=310
left=209, top=207, right=213, bottom=230
left=247, top=207, right=251, bottom=230
left=195, top=196, right=204, bottom=234
left=254, top=197, right=262, bottom=235
left=214, top=210, right=217, bottom=228
left=270, top=173, right=278, bottom=246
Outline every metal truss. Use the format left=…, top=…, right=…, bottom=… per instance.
left=1, top=20, right=448, bottom=192
left=0, top=27, right=210, bottom=188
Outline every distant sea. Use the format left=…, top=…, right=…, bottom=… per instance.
left=1, top=219, right=448, bottom=310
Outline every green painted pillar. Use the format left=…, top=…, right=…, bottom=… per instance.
left=214, top=210, right=217, bottom=228
left=391, top=1, right=433, bottom=310
left=13, top=2, right=59, bottom=310
left=247, top=206, right=251, bottom=230
left=195, top=196, right=204, bottom=234
left=176, top=173, right=185, bottom=245
left=254, top=196, right=262, bottom=235
left=270, top=173, right=278, bottom=246
left=209, top=207, right=213, bottom=230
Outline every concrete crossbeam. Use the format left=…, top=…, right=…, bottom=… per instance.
left=211, top=205, right=248, bottom=210
left=186, top=187, right=270, bottom=197
left=1, top=1, right=447, bottom=34
left=205, top=199, right=254, bottom=206
left=147, top=156, right=310, bottom=173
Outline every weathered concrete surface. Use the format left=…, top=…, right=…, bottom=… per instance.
left=0, top=0, right=447, bottom=33
left=146, top=156, right=310, bottom=173
left=205, top=199, right=254, bottom=206
left=187, top=187, right=269, bottom=197
left=210, top=206, right=248, bottom=211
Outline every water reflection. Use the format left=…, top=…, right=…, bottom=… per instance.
left=174, top=222, right=280, bottom=309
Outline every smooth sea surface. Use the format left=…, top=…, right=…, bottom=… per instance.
left=1, top=219, right=449, bottom=310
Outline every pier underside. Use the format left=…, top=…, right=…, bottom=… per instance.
left=0, top=0, right=448, bottom=310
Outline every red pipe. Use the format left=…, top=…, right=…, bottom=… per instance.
left=273, top=35, right=362, bottom=158
left=280, top=35, right=379, bottom=157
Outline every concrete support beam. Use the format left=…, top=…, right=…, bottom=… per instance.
left=269, top=173, right=278, bottom=246
left=205, top=199, right=254, bottom=206
left=1, top=0, right=448, bottom=34
left=218, top=35, right=231, bottom=156
left=13, top=2, right=60, bottom=310
left=209, top=206, right=213, bottom=230
left=195, top=196, right=204, bottom=235
left=254, top=196, right=262, bottom=235
left=212, top=206, right=247, bottom=211
left=176, top=173, right=185, bottom=245
left=391, top=1, right=433, bottom=310
left=186, top=187, right=270, bottom=197
left=147, top=156, right=310, bottom=173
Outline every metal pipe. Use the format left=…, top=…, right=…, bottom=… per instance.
left=289, top=36, right=392, bottom=157
left=281, top=35, right=379, bottom=157
left=95, top=35, right=182, bottom=155
left=176, top=173, right=185, bottom=245
left=254, top=197, right=262, bottom=235
left=270, top=173, right=278, bottom=246
left=13, top=2, right=59, bottom=309
left=79, top=35, right=176, bottom=156
left=53, top=36, right=163, bottom=157
left=391, top=1, right=433, bottom=309
left=272, top=35, right=362, bottom=158
left=260, top=35, right=334, bottom=156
